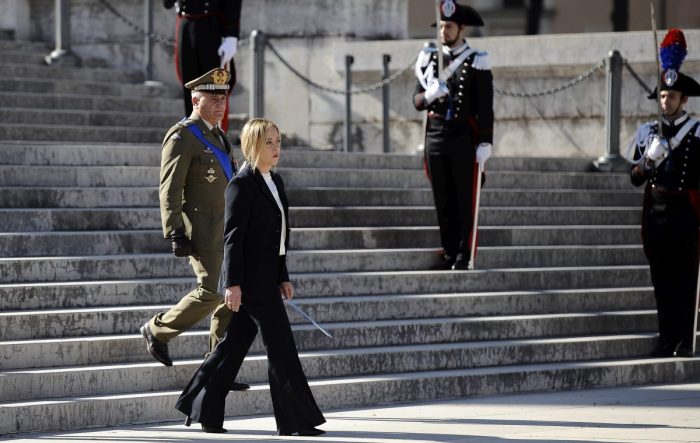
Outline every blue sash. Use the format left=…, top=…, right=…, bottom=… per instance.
left=184, top=122, right=235, bottom=181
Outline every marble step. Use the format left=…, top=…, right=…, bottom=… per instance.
left=0, top=334, right=662, bottom=402
left=0, top=227, right=643, bottom=259
left=2, top=357, right=698, bottom=434
left=0, top=310, right=659, bottom=368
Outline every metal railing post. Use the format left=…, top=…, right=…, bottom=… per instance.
left=382, top=54, right=391, bottom=153
left=143, top=0, right=154, bottom=82
left=250, top=30, right=266, bottom=118
left=45, top=0, right=79, bottom=66
left=344, top=55, right=354, bottom=153
left=594, top=50, right=626, bottom=171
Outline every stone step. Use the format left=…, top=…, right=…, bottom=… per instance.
left=0, top=92, right=182, bottom=113
left=0, top=226, right=642, bottom=259
left=0, top=40, right=51, bottom=52
left=0, top=186, right=643, bottom=208
left=2, top=357, right=698, bottom=434
left=0, top=206, right=642, bottom=231
left=0, top=109, right=180, bottom=130
left=0, top=285, right=653, bottom=340
left=0, top=245, right=646, bottom=282
left=0, top=266, right=652, bottom=312
left=0, top=309, right=659, bottom=367
left=0, top=77, right=178, bottom=98
left=0, top=142, right=605, bottom=172
left=0, top=62, right=144, bottom=83
left=0, top=165, right=634, bottom=190
left=0, top=334, right=661, bottom=402
left=286, top=187, right=644, bottom=207
left=0, top=49, right=47, bottom=65
left=0, top=253, right=651, bottom=308
left=0, top=123, right=166, bottom=143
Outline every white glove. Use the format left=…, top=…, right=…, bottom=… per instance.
left=424, top=80, right=448, bottom=104
left=218, top=36, right=238, bottom=68
left=476, top=143, right=492, bottom=171
left=645, top=136, right=669, bottom=167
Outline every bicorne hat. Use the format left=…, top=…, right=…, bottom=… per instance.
left=430, top=1, right=484, bottom=27
left=648, top=28, right=700, bottom=99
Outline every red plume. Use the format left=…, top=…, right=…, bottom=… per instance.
left=661, top=28, right=687, bottom=50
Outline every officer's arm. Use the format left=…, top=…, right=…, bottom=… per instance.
left=159, top=131, right=194, bottom=239
left=222, top=0, right=242, bottom=38
left=473, top=68, right=495, bottom=145
left=413, top=79, right=429, bottom=111
left=221, top=176, right=254, bottom=288
left=629, top=124, right=654, bottom=187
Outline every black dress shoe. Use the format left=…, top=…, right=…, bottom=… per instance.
left=278, top=427, right=325, bottom=436
left=140, top=323, right=172, bottom=366
left=201, top=424, right=227, bottom=433
left=650, top=341, right=675, bottom=357
left=230, top=382, right=251, bottom=391
left=431, top=254, right=456, bottom=270
left=451, top=253, right=470, bottom=270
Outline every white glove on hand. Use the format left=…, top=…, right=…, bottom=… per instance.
left=476, top=143, right=492, bottom=171
left=424, top=80, right=448, bottom=104
left=645, top=136, right=669, bottom=167
left=218, top=36, right=238, bottom=68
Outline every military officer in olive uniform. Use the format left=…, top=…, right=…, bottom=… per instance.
left=140, top=69, right=248, bottom=390
left=627, top=29, right=700, bottom=358
left=163, top=0, right=242, bottom=131
left=413, top=1, right=494, bottom=270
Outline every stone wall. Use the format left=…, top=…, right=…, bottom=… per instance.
left=3, top=0, right=700, bottom=158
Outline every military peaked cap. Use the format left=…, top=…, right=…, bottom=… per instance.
left=185, top=68, right=231, bottom=95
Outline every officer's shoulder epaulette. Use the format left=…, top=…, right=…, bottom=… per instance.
left=469, top=50, right=491, bottom=71
left=163, top=120, right=191, bottom=144
left=635, top=121, right=657, bottom=147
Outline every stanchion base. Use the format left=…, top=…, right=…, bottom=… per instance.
left=45, top=49, right=80, bottom=67
left=592, top=155, right=629, bottom=172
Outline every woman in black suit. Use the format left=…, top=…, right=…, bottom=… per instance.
left=175, top=118, right=326, bottom=436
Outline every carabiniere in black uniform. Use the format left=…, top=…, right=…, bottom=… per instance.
left=628, top=56, right=700, bottom=357
left=163, top=0, right=241, bottom=117
left=413, top=2, right=494, bottom=270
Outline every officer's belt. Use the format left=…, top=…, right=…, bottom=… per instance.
left=178, top=12, right=218, bottom=19
left=428, top=111, right=469, bottom=123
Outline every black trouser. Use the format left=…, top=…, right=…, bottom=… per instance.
left=643, top=189, right=699, bottom=350
left=176, top=15, right=236, bottom=117
left=175, top=292, right=325, bottom=433
left=425, top=118, right=477, bottom=257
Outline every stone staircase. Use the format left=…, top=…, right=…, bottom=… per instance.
left=0, top=39, right=182, bottom=143
left=1, top=39, right=700, bottom=436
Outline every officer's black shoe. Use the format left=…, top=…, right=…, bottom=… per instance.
left=140, top=323, right=173, bottom=366
left=278, top=427, right=325, bottom=436
left=650, top=343, right=674, bottom=357
left=674, top=344, right=695, bottom=358
left=230, top=382, right=251, bottom=391
left=431, top=254, right=456, bottom=270
left=451, top=253, right=470, bottom=270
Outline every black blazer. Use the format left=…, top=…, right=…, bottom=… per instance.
left=219, top=163, right=291, bottom=302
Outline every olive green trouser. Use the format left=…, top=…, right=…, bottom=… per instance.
left=148, top=250, right=231, bottom=351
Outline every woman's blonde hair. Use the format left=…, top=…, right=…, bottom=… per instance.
left=239, top=117, right=279, bottom=171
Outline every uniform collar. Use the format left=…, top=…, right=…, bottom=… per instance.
left=443, top=39, right=469, bottom=57
left=662, top=111, right=689, bottom=127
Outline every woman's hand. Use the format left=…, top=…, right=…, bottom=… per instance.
left=280, top=282, right=294, bottom=300
left=224, top=286, right=242, bottom=312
